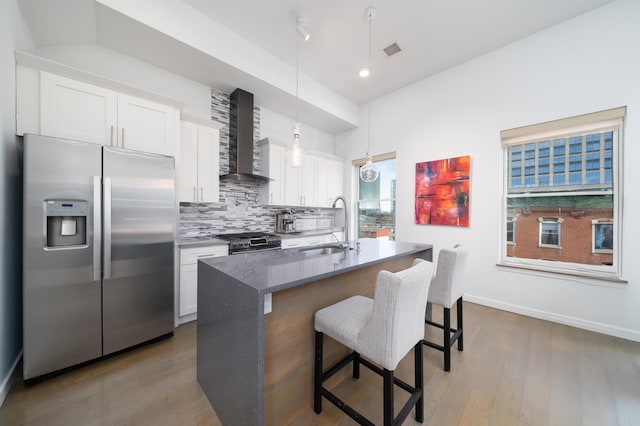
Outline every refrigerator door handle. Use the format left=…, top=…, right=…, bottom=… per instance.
left=104, top=177, right=112, bottom=279
left=93, top=176, right=102, bottom=282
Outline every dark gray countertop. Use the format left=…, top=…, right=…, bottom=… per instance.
left=199, top=238, right=432, bottom=294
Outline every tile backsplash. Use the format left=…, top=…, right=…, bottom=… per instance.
left=179, top=88, right=334, bottom=239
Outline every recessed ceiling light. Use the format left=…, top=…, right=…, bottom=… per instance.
left=359, top=67, right=370, bottom=78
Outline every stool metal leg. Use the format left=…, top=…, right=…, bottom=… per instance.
left=414, top=342, right=424, bottom=423
left=314, top=331, right=323, bottom=413
left=443, top=307, right=451, bottom=372
left=353, top=352, right=360, bottom=380
left=457, top=297, right=464, bottom=351
left=383, top=368, right=394, bottom=426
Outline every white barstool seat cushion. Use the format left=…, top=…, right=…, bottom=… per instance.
left=314, top=259, right=433, bottom=371
left=428, top=247, right=467, bottom=308
left=315, top=295, right=373, bottom=350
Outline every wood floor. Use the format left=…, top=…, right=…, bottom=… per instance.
left=1, top=302, right=639, bottom=425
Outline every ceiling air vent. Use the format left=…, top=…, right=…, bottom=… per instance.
left=383, top=42, right=402, bottom=56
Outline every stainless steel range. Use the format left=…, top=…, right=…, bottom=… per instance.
left=216, top=232, right=282, bottom=254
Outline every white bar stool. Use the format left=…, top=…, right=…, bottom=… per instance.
left=423, top=245, right=468, bottom=371
left=314, top=258, right=434, bottom=425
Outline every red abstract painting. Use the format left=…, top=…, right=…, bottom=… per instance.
left=415, top=155, right=470, bottom=227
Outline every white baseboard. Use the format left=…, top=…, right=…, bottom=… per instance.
left=465, top=294, right=640, bottom=343
left=178, top=312, right=197, bottom=325
left=0, top=351, right=21, bottom=409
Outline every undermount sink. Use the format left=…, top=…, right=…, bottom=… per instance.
left=298, top=243, right=346, bottom=255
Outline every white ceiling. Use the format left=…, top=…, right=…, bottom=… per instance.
left=18, top=0, right=616, bottom=133
left=182, top=0, right=614, bottom=105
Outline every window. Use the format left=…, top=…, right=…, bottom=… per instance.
left=539, top=218, right=561, bottom=247
left=506, top=217, right=516, bottom=244
left=592, top=219, right=613, bottom=254
left=353, top=153, right=396, bottom=241
left=501, top=107, right=625, bottom=280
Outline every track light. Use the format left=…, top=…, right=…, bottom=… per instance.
left=297, top=19, right=310, bottom=41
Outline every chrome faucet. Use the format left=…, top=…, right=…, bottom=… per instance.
left=332, top=195, right=349, bottom=249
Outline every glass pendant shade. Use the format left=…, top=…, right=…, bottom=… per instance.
left=359, top=152, right=379, bottom=182
left=285, top=123, right=304, bottom=168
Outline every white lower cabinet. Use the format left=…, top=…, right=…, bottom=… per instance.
left=179, top=245, right=228, bottom=318
left=280, top=234, right=337, bottom=249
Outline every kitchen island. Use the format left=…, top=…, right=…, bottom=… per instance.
left=197, top=239, right=432, bottom=425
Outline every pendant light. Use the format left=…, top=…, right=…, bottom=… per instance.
left=285, top=0, right=306, bottom=168
left=359, top=7, right=379, bottom=183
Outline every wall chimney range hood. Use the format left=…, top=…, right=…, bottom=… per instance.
left=220, top=88, right=271, bottom=183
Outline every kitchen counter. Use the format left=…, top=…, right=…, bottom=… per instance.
left=277, top=229, right=336, bottom=239
left=197, top=239, right=432, bottom=425
left=177, top=236, right=229, bottom=248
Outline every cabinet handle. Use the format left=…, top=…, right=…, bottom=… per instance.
left=200, top=187, right=204, bottom=201
left=270, top=193, right=273, bottom=204
left=121, top=128, right=125, bottom=147
left=193, top=187, right=196, bottom=201
left=110, top=126, right=114, bottom=146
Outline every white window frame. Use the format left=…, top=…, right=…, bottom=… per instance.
left=353, top=152, right=397, bottom=241
left=538, top=217, right=562, bottom=248
left=499, top=107, right=625, bottom=281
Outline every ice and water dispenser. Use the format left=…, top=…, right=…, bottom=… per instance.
left=45, top=200, right=88, bottom=248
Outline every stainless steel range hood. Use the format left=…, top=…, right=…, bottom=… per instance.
left=220, top=88, right=272, bottom=183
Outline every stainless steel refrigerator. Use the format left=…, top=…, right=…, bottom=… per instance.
left=23, top=133, right=175, bottom=381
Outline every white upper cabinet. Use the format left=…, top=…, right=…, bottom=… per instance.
left=196, top=124, right=220, bottom=202
left=40, top=72, right=118, bottom=146
left=20, top=69, right=178, bottom=157
left=299, top=155, right=317, bottom=207
left=179, top=121, right=198, bottom=201
left=259, top=138, right=343, bottom=208
left=316, top=156, right=344, bottom=207
left=178, top=120, right=221, bottom=203
left=259, top=141, right=285, bottom=205
left=117, top=93, right=176, bottom=156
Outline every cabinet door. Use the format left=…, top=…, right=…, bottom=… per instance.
left=197, top=125, right=220, bottom=203
left=260, top=143, right=285, bottom=205
left=179, top=263, right=198, bottom=316
left=283, top=162, right=302, bottom=206
left=300, top=155, right=317, bottom=207
left=117, top=94, right=175, bottom=156
left=178, top=121, right=198, bottom=202
left=316, top=157, right=330, bottom=207
left=327, top=159, right=344, bottom=203
left=179, top=246, right=228, bottom=317
left=40, top=72, right=117, bottom=145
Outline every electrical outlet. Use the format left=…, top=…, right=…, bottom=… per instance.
left=264, top=293, right=272, bottom=314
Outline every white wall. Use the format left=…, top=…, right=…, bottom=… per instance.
left=0, top=0, right=35, bottom=405
left=260, top=107, right=335, bottom=154
left=336, top=0, right=640, bottom=341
